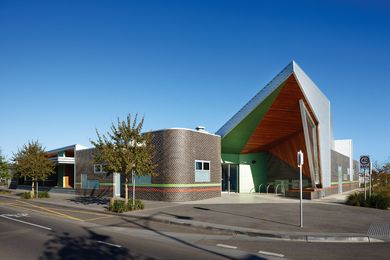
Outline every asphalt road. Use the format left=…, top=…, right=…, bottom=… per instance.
left=0, top=196, right=390, bottom=260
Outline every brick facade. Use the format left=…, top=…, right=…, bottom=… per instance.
left=75, top=128, right=222, bottom=201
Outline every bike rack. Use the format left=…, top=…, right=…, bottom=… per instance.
left=258, top=184, right=264, bottom=194
left=266, top=184, right=274, bottom=194
left=275, top=184, right=281, bottom=194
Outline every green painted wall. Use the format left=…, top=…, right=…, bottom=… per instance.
left=57, top=165, right=64, bottom=187
left=221, top=84, right=284, bottom=153
left=222, top=152, right=268, bottom=192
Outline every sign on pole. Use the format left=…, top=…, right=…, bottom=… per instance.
left=360, top=155, right=370, bottom=170
left=360, top=155, right=370, bottom=200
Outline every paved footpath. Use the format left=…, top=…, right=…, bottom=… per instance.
left=1, top=189, right=390, bottom=243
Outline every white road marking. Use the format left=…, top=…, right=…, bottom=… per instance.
left=97, top=240, right=122, bottom=248
left=258, top=250, right=284, bottom=258
left=216, top=243, right=237, bottom=249
left=2, top=213, right=29, bottom=218
left=0, top=214, right=52, bottom=230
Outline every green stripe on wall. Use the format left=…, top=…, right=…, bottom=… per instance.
left=331, top=181, right=359, bottom=185
left=77, top=182, right=221, bottom=188
left=127, top=183, right=221, bottom=188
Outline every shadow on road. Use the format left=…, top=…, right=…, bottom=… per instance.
left=107, top=214, right=264, bottom=260
left=39, top=228, right=135, bottom=260
left=193, top=206, right=298, bottom=227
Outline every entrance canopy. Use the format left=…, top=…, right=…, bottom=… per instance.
left=217, top=61, right=332, bottom=188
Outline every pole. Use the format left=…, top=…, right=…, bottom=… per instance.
left=364, top=168, right=367, bottom=201
left=132, top=170, right=135, bottom=207
left=297, top=150, right=303, bottom=228
left=299, top=163, right=303, bottom=228
left=36, top=180, right=38, bottom=199
left=369, top=162, right=372, bottom=197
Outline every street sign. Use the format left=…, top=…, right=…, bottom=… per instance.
left=297, top=150, right=304, bottom=167
left=360, top=155, right=370, bottom=170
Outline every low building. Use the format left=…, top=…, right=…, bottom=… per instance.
left=14, top=61, right=358, bottom=201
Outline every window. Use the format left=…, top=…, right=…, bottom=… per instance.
left=93, top=164, right=105, bottom=174
left=195, top=160, right=211, bottom=182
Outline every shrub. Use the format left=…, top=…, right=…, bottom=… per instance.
left=346, top=192, right=363, bottom=206
left=20, top=191, right=50, bottom=199
left=108, top=199, right=144, bottom=213
left=38, top=191, right=50, bottom=198
left=21, top=192, right=32, bottom=199
left=369, top=193, right=390, bottom=210
left=346, top=191, right=390, bottom=210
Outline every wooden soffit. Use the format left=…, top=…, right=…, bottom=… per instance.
left=241, top=74, right=317, bottom=154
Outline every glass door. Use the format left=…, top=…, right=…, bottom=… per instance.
left=221, top=164, right=239, bottom=193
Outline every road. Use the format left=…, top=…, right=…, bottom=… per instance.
left=0, top=196, right=389, bottom=259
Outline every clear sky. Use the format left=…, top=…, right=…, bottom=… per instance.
left=0, top=0, right=389, bottom=163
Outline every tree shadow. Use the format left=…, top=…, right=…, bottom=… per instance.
left=39, top=228, right=136, bottom=260
left=68, top=196, right=110, bottom=206
left=113, top=214, right=264, bottom=260
left=192, top=206, right=299, bottom=227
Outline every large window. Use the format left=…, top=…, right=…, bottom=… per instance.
left=93, top=164, right=105, bottom=174
left=195, top=160, right=210, bottom=182
left=299, top=100, right=320, bottom=186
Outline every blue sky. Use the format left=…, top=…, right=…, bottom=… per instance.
left=0, top=0, right=389, bottom=163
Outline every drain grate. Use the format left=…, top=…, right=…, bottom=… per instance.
left=367, top=223, right=390, bottom=237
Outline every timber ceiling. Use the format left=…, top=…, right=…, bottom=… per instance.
left=241, top=74, right=317, bottom=154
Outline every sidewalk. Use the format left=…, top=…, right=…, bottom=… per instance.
left=1, top=189, right=389, bottom=242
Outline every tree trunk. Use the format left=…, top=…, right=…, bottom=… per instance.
left=36, top=180, right=38, bottom=199
left=31, top=178, right=35, bottom=198
left=125, top=177, right=128, bottom=206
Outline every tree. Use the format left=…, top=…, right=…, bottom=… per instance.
left=12, top=141, right=55, bottom=198
left=0, top=149, right=10, bottom=185
left=372, top=160, right=390, bottom=188
left=91, top=114, right=156, bottom=207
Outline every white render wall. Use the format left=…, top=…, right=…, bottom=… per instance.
left=334, top=139, right=354, bottom=181
left=293, top=62, right=332, bottom=188
left=239, top=164, right=255, bottom=193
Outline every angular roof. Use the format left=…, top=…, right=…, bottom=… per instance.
left=216, top=61, right=332, bottom=187
left=216, top=61, right=329, bottom=137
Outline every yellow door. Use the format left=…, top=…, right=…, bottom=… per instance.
left=63, top=176, right=69, bottom=188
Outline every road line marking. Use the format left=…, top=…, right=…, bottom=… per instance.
left=5, top=203, right=64, bottom=218
left=84, top=215, right=115, bottom=222
left=54, top=208, right=108, bottom=216
left=16, top=200, right=83, bottom=221
left=216, top=243, right=237, bottom=249
left=0, top=202, right=18, bottom=206
left=0, top=214, right=52, bottom=230
left=258, top=250, right=284, bottom=258
left=97, top=240, right=122, bottom=248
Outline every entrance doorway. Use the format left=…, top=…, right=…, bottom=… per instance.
left=221, top=164, right=239, bottom=193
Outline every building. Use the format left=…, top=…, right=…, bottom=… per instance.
left=14, top=61, right=358, bottom=201
left=217, top=61, right=358, bottom=199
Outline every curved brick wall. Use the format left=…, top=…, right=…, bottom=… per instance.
left=76, top=129, right=222, bottom=202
